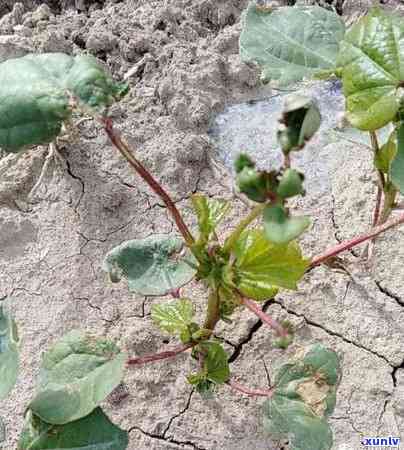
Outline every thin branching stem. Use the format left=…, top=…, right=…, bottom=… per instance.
left=227, top=379, right=274, bottom=397
left=241, top=297, right=287, bottom=337
left=127, top=343, right=195, bottom=366
left=101, top=117, right=195, bottom=246
left=311, top=210, right=404, bottom=267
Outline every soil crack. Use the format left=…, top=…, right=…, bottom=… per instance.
left=129, top=390, right=205, bottom=449
left=64, top=157, right=85, bottom=213
left=228, top=299, right=273, bottom=364
left=375, top=281, right=404, bottom=308
left=274, top=299, right=393, bottom=366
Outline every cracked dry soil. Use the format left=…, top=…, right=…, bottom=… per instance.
left=1, top=0, right=404, bottom=449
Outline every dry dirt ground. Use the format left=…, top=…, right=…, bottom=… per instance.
left=0, top=1, right=404, bottom=449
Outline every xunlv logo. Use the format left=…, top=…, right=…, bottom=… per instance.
left=362, top=436, right=401, bottom=447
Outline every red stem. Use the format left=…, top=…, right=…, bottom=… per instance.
left=127, top=343, right=195, bottom=366
left=101, top=117, right=195, bottom=246
left=311, top=211, right=404, bottom=267
left=241, top=297, right=287, bottom=337
left=227, top=379, right=274, bottom=397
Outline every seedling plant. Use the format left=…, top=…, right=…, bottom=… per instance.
left=1, top=4, right=404, bottom=450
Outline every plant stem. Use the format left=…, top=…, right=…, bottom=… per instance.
left=310, top=210, right=404, bottom=267
left=366, top=131, right=386, bottom=258
left=127, top=343, right=195, bottom=366
left=227, top=379, right=274, bottom=397
left=369, top=131, right=386, bottom=219
left=241, top=297, right=287, bottom=337
left=379, top=184, right=398, bottom=224
left=372, top=180, right=383, bottom=228
left=223, top=203, right=266, bottom=253
left=204, top=288, right=220, bottom=331
left=102, top=117, right=195, bottom=246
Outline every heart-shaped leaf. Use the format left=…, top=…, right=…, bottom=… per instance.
left=390, top=123, right=404, bottom=194
left=18, top=408, right=128, bottom=450
left=191, top=195, right=231, bottom=242
left=29, top=330, right=127, bottom=425
left=337, top=8, right=404, bottom=131
left=264, top=204, right=311, bottom=244
left=151, top=298, right=194, bottom=335
left=103, top=234, right=196, bottom=296
left=234, top=229, right=309, bottom=299
left=240, top=4, right=345, bottom=86
left=0, top=53, right=128, bottom=152
left=0, top=301, right=19, bottom=400
left=263, top=344, right=341, bottom=450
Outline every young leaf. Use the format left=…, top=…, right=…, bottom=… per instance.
left=103, top=235, right=197, bottom=296
left=277, top=169, right=305, bottom=199
left=240, top=4, right=345, bottom=86
left=0, top=301, right=19, bottom=400
left=29, top=330, right=127, bottom=425
left=390, top=123, right=404, bottom=194
left=263, top=344, right=341, bottom=450
left=151, top=298, right=194, bottom=335
left=336, top=8, right=404, bottom=131
left=191, top=195, right=231, bottom=242
left=278, top=95, right=321, bottom=154
left=0, top=53, right=128, bottom=152
left=18, top=408, right=128, bottom=450
left=202, top=342, right=230, bottom=384
left=236, top=167, right=271, bottom=203
left=194, top=341, right=230, bottom=385
left=375, top=132, right=397, bottom=174
left=263, top=205, right=311, bottom=245
left=234, top=229, right=309, bottom=299
left=187, top=374, right=215, bottom=397
left=234, top=153, right=255, bottom=173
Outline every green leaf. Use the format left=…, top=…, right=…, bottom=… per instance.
left=391, top=123, right=404, bottom=193
left=198, top=341, right=230, bottom=385
left=236, top=167, right=270, bottom=203
left=263, top=395, right=333, bottom=450
left=0, top=301, right=19, bottom=400
left=240, top=4, right=345, bottom=86
left=278, top=95, right=321, bottom=154
left=277, top=169, right=305, bottom=199
left=337, top=8, right=404, bottom=131
left=234, top=154, right=255, bottom=173
left=191, top=195, right=231, bottom=242
left=151, top=298, right=194, bottom=335
left=375, top=131, right=397, bottom=174
left=18, top=408, right=128, bottom=450
left=263, top=344, right=341, bottom=450
left=263, top=204, right=311, bottom=245
left=187, top=374, right=215, bottom=397
left=29, top=330, right=127, bottom=425
left=234, top=229, right=309, bottom=299
left=0, top=53, right=128, bottom=153
left=103, top=234, right=197, bottom=296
